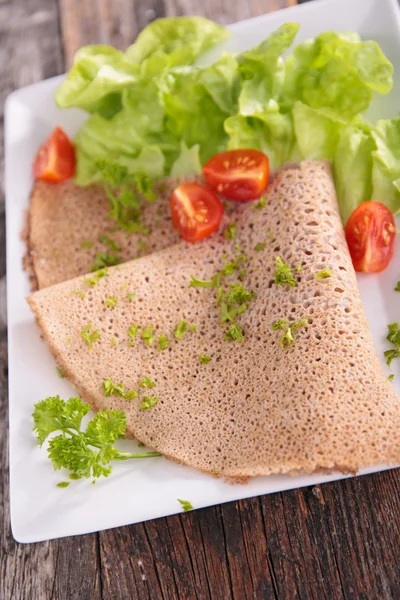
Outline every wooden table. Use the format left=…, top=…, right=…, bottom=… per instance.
left=1, top=1, right=399, bottom=598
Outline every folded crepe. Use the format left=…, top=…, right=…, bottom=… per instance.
left=23, top=177, right=203, bottom=290
left=28, top=160, right=400, bottom=478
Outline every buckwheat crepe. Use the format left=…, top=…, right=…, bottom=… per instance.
left=28, top=160, right=400, bottom=478
left=24, top=177, right=203, bottom=290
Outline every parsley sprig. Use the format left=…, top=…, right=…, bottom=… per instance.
left=384, top=322, right=400, bottom=367
left=32, top=396, right=161, bottom=483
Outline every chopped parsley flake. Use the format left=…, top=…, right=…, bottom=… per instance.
left=80, top=240, right=93, bottom=249
left=81, top=324, right=101, bottom=349
left=140, top=396, right=159, bottom=410
left=127, top=293, right=136, bottom=301
left=56, top=366, right=64, bottom=378
left=128, top=324, right=140, bottom=346
left=158, top=334, right=168, bottom=351
left=178, top=499, right=193, bottom=512
left=189, top=324, right=197, bottom=332
left=112, top=337, right=117, bottom=347
left=315, top=268, right=333, bottom=279
left=395, top=281, right=400, bottom=292
left=140, top=376, right=156, bottom=389
left=90, top=252, right=120, bottom=272
left=225, top=324, right=244, bottom=342
left=274, top=257, right=296, bottom=287
left=190, top=274, right=221, bottom=288
left=84, top=267, right=109, bottom=287
left=254, top=242, right=266, bottom=252
left=234, top=242, right=242, bottom=252
left=105, top=295, right=118, bottom=308
left=142, top=325, right=155, bottom=346
left=99, top=235, right=120, bottom=252
left=72, top=289, right=86, bottom=299
left=253, top=196, right=267, bottom=210
left=199, top=354, right=211, bottom=364
left=57, top=481, right=70, bottom=488
left=224, top=222, right=237, bottom=240
left=103, top=378, right=137, bottom=399
left=297, top=264, right=303, bottom=271
left=272, top=318, right=307, bottom=349
left=388, top=374, right=395, bottom=382
left=174, top=321, right=188, bottom=339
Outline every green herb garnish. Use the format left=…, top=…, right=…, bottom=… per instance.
left=72, top=289, right=86, bottom=299
left=178, top=499, right=193, bottom=512
left=253, top=196, right=267, bottom=210
left=384, top=322, right=400, bottom=366
left=395, top=282, right=400, bottom=292
left=33, top=396, right=161, bottom=482
left=315, top=268, right=333, bottom=279
left=112, top=337, right=117, bottom=346
left=274, top=257, right=296, bottom=287
left=190, top=274, right=221, bottom=288
left=158, top=334, right=168, bottom=351
left=128, top=324, right=140, bottom=346
left=127, top=293, right=136, bottom=302
left=80, top=240, right=93, bottom=249
left=142, top=325, right=155, bottom=346
left=388, top=374, right=395, bottom=382
left=140, top=396, right=159, bottom=410
left=84, top=267, right=109, bottom=287
left=103, top=378, right=126, bottom=397
left=272, top=318, right=307, bottom=349
left=99, top=235, right=120, bottom=252
left=105, top=295, right=118, bottom=308
left=140, top=376, right=156, bottom=389
left=254, top=242, right=266, bottom=252
left=56, top=366, right=64, bottom=378
left=224, top=222, right=237, bottom=240
left=174, top=321, right=188, bottom=340
left=57, top=481, right=71, bottom=488
left=81, top=324, right=101, bottom=349
left=199, top=354, right=211, bottom=364
left=90, top=252, right=120, bottom=272
left=225, top=324, right=244, bottom=342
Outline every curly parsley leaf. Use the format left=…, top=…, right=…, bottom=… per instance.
left=199, top=354, right=211, bottom=364
left=395, top=282, right=400, bottom=292
left=90, top=252, right=120, bottom=272
left=99, top=235, right=120, bottom=252
left=225, top=324, right=244, bottom=342
left=140, top=376, right=156, bottom=389
left=272, top=318, right=307, bottom=349
left=254, top=242, right=267, bottom=252
left=224, top=222, right=237, bottom=240
left=84, top=267, right=109, bottom=287
left=142, top=325, right=155, bottom=346
left=158, top=334, right=169, bottom=351
left=105, top=295, right=118, bottom=308
left=385, top=323, right=400, bottom=366
left=33, top=396, right=161, bottom=483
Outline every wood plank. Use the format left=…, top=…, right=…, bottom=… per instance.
left=58, top=0, right=297, bottom=67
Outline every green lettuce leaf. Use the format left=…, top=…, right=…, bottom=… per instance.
left=125, top=16, right=230, bottom=67
left=333, top=120, right=375, bottom=223
left=371, top=116, right=400, bottom=215
left=282, top=31, right=393, bottom=121
left=170, top=142, right=202, bottom=177
left=225, top=100, right=295, bottom=168
left=292, top=101, right=342, bottom=161
left=55, top=46, right=140, bottom=116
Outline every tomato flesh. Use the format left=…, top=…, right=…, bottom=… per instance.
left=345, top=201, right=396, bottom=273
left=170, top=182, right=224, bottom=243
left=203, top=149, right=270, bottom=201
left=33, top=126, right=76, bottom=182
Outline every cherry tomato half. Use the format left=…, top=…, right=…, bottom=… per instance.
left=170, top=182, right=224, bottom=243
left=33, top=126, right=76, bottom=182
left=345, top=201, right=396, bottom=273
left=203, top=149, right=270, bottom=201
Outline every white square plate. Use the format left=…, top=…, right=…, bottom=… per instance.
left=5, top=0, right=400, bottom=543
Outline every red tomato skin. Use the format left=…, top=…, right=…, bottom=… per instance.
left=170, top=182, right=224, bottom=243
left=33, top=127, right=76, bottom=182
left=203, top=149, right=270, bottom=201
left=345, top=201, right=396, bottom=273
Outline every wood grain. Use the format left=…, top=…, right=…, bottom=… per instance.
left=2, top=1, right=400, bottom=599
